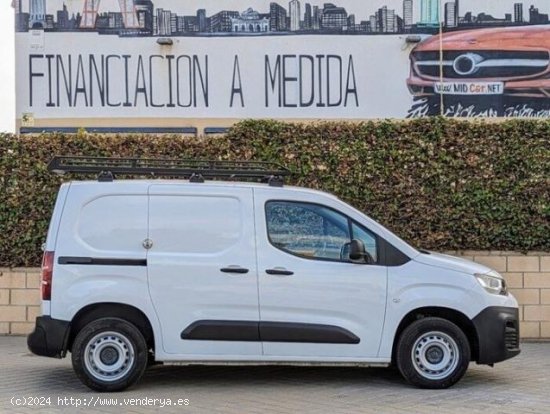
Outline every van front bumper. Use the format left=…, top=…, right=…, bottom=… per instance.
left=27, top=316, right=70, bottom=358
left=473, top=306, right=520, bottom=365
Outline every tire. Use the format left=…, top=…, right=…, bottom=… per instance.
left=71, top=317, right=148, bottom=392
left=396, top=317, right=470, bottom=389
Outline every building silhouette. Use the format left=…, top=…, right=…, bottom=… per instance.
left=529, top=5, right=549, bottom=24
left=29, top=0, right=46, bottom=29
left=312, top=5, right=321, bottom=29
left=444, top=2, right=456, bottom=27
left=44, top=14, right=54, bottom=29
left=289, top=0, right=301, bottom=31
left=420, top=0, right=439, bottom=26
left=403, top=0, right=413, bottom=29
left=514, top=3, right=523, bottom=23
left=209, top=10, right=239, bottom=32
left=269, top=2, right=288, bottom=31
left=96, top=12, right=124, bottom=29
left=155, top=8, right=171, bottom=35
left=182, top=15, right=197, bottom=32
left=231, top=8, right=269, bottom=32
left=15, top=0, right=29, bottom=31
left=13, top=0, right=550, bottom=36
left=321, top=3, right=348, bottom=30
left=134, top=0, right=154, bottom=32
left=347, top=13, right=355, bottom=30
left=304, top=3, right=312, bottom=29
left=197, top=9, right=207, bottom=32
left=56, top=3, right=70, bottom=29
left=376, top=6, right=392, bottom=32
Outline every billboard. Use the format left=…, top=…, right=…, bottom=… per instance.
left=14, top=0, right=550, bottom=132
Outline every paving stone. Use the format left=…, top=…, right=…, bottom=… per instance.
left=0, top=337, right=548, bottom=413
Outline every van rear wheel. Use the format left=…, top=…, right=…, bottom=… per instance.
left=396, top=317, right=470, bottom=389
left=71, top=317, right=148, bottom=392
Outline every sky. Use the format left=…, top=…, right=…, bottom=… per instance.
left=0, top=1, right=15, bottom=133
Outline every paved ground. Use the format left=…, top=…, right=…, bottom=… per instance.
left=0, top=337, right=548, bottom=414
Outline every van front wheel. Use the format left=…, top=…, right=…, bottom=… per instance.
left=396, top=317, right=470, bottom=389
left=71, top=317, right=148, bottom=392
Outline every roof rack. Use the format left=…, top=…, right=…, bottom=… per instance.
left=47, top=156, right=290, bottom=187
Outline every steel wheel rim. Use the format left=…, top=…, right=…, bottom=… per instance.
left=411, top=331, right=459, bottom=380
left=84, top=331, right=135, bottom=382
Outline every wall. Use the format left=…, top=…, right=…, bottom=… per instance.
left=14, top=0, right=550, bottom=133
left=1, top=251, right=549, bottom=338
left=0, top=268, right=40, bottom=335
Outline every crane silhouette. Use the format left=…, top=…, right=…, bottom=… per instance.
left=81, top=0, right=139, bottom=29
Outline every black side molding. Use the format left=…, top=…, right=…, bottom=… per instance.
left=58, top=257, right=147, bottom=266
left=181, top=320, right=260, bottom=341
left=181, top=320, right=360, bottom=344
left=260, top=321, right=360, bottom=344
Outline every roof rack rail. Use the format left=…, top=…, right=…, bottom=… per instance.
left=47, top=156, right=290, bottom=187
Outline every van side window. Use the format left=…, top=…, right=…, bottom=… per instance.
left=266, top=201, right=351, bottom=261
left=351, top=222, right=378, bottom=263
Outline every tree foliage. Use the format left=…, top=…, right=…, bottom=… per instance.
left=1, top=118, right=548, bottom=266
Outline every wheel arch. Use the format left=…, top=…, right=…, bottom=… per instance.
left=391, top=306, right=479, bottom=363
left=68, top=302, right=155, bottom=352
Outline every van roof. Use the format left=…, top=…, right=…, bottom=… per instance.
left=66, top=179, right=341, bottom=200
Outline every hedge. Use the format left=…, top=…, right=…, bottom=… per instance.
left=1, top=118, right=549, bottom=267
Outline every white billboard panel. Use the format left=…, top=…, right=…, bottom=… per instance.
left=14, top=0, right=550, bottom=131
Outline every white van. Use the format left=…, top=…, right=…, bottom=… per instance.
left=28, top=157, right=520, bottom=392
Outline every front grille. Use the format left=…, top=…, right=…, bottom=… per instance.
left=505, top=321, right=519, bottom=350
left=413, top=50, right=549, bottom=79
left=420, top=66, right=546, bottom=78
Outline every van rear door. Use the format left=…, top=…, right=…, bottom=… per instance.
left=52, top=183, right=148, bottom=322
left=147, top=184, right=261, bottom=357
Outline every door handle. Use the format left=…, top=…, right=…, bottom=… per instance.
left=220, top=266, right=249, bottom=274
left=266, top=268, right=294, bottom=276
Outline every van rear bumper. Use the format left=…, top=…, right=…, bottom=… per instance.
left=473, top=306, right=520, bottom=365
left=27, top=316, right=70, bottom=359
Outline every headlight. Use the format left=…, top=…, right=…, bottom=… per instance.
left=475, top=271, right=508, bottom=296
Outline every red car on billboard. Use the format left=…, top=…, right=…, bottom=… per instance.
left=408, top=25, right=550, bottom=101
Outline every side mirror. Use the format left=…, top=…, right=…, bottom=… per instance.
left=349, top=239, right=366, bottom=262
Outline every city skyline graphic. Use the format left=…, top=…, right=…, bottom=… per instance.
left=13, top=0, right=550, bottom=37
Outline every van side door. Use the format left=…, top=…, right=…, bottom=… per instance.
left=254, top=188, right=388, bottom=360
left=147, top=184, right=261, bottom=357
